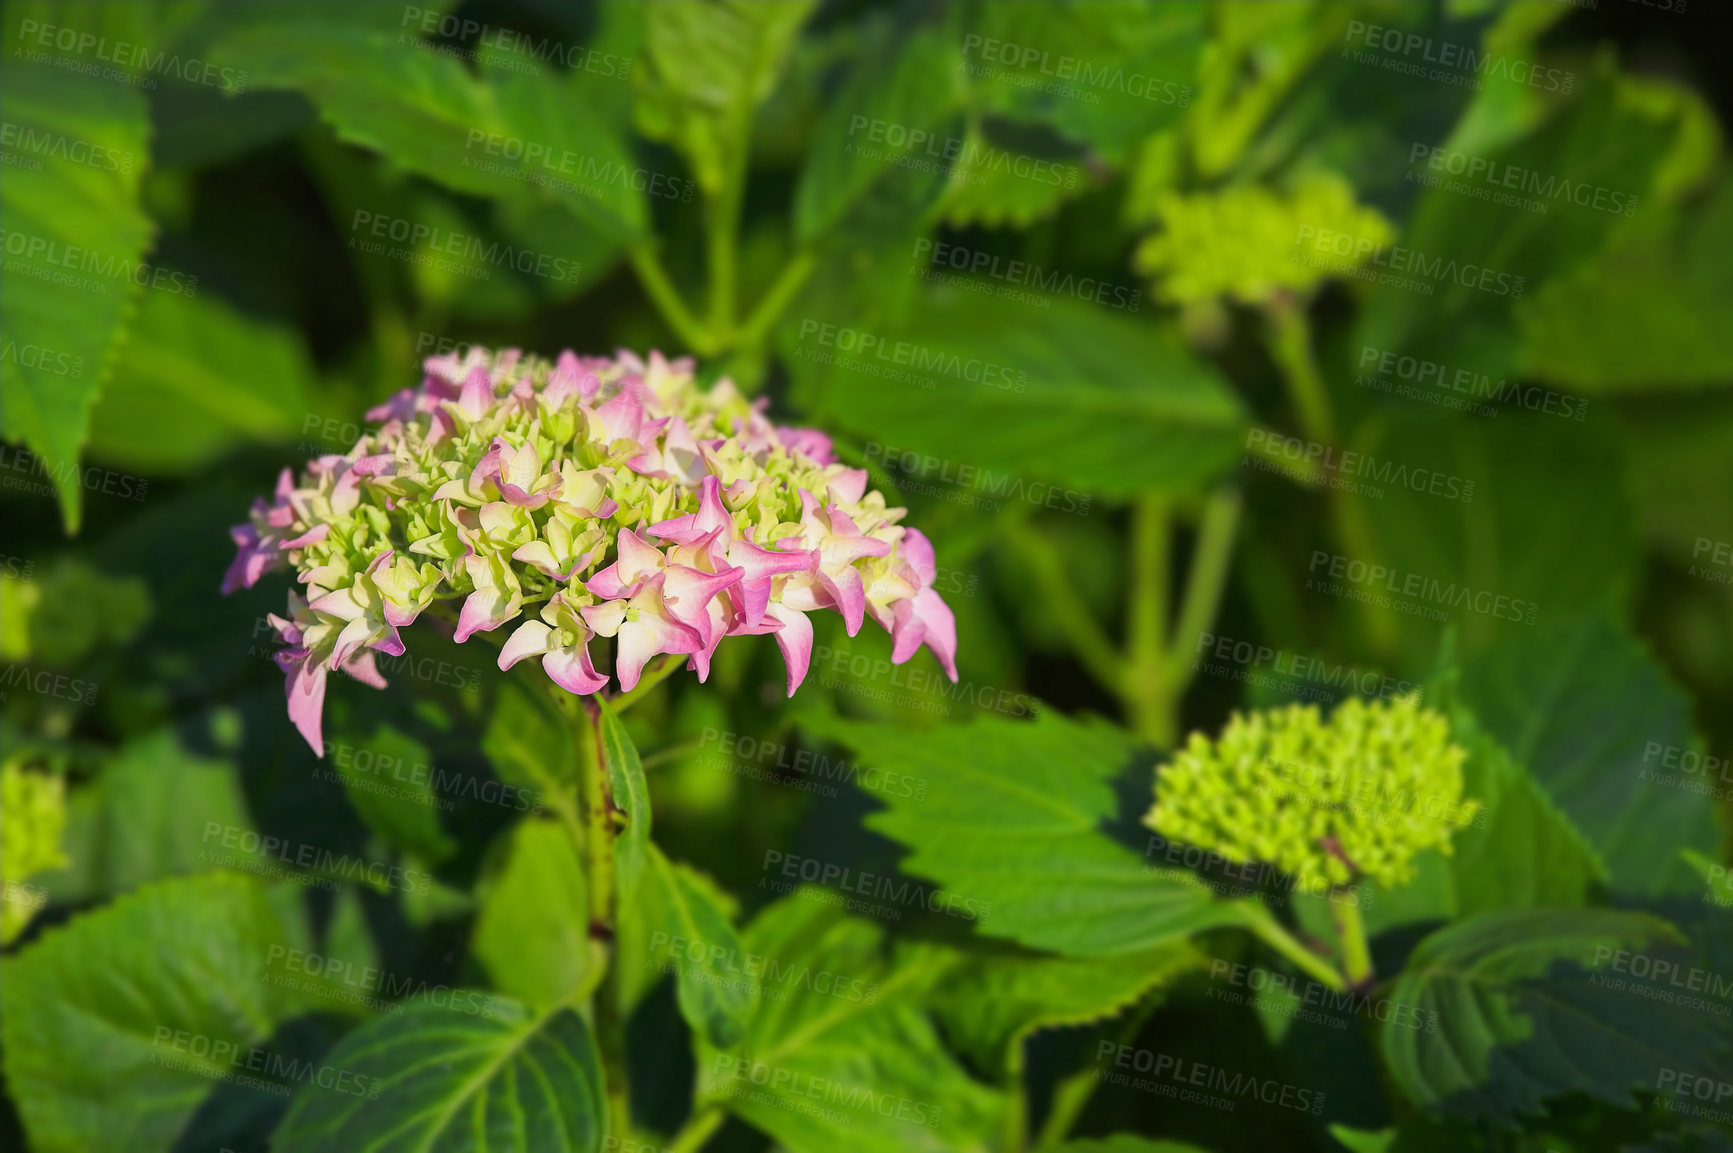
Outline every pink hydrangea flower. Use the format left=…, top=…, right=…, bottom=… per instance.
left=224, top=347, right=958, bottom=751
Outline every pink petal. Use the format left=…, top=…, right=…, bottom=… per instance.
left=342, top=648, right=389, bottom=689
left=278, top=652, right=329, bottom=754
left=543, top=646, right=608, bottom=695
left=818, top=564, right=868, bottom=636
left=498, top=620, right=553, bottom=670
left=763, top=601, right=813, bottom=697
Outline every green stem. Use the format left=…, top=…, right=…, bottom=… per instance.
left=667, top=1106, right=725, bottom=1153
left=1331, top=891, right=1374, bottom=987
left=1124, top=494, right=1173, bottom=746
left=1002, top=1040, right=1028, bottom=1153
left=1235, top=900, right=1348, bottom=992
left=734, top=248, right=816, bottom=355
left=1002, top=519, right=1125, bottom=693
left=629, top=246, right=719, bottom=356
left=1165, top=487, right=1241, bottom=699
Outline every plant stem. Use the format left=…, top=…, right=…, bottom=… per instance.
left=1235, top=900, right=1348, bottom=992
left=1002, top=1040, right=1028, bottom=1153
left=1165, top=486, right=1241, bottom=699
left=1002, top=518, right=1125, bottom=693
left=1331, top=891, right=1375, bottom=987
left=667, top=1106, right=725, bottom=1153
left=734, top=248, right=816, bottom=355
left=1124, top=494, right=1174, bottom=746
left=629, top=246, right=718, bottom=356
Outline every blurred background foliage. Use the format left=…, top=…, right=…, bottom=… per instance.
left=3, top=1, right=1733, bottom=1151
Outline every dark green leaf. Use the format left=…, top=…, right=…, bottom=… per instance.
left=471, top=818, right=590, bottom=1010
left=1382, top=908, right=1726, bottom=1127
left=598, top=700, right=648, bottom=907
left=630, top=842, right=753, bottom=1049
left=273, top=995, right=605, bottom=1153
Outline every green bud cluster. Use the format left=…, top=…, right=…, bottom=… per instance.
left=1145, top=695, right=1476, bottom=891
left=1, top=761, right=68, bottom=943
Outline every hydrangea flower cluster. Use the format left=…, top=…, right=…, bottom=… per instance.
left=225, top=347, right=957, bottom=752
left=1145, top=695, right=1476, bottom=891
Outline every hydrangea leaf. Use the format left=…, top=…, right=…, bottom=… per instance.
left=1456, top=614, right=1719, bottom=897
left=790, top=290, right=1248, bottom=498
left=0, top=1, right=156, bottom=531
left=319, top=714, right=458, bottom=864
left=599, top=699, right=649, bottom=907
left=628, top=842, right=753, bottom=1050
left=273, top=994, right=605, bottom=1153
left=86, top=290, right=315, bottom=474
left=696, top=894, right=1004, bottom=1152
left=216, top=26, right=647, bottom=240
left=803, top=710, right=1243, bottom=956
left=931, top=940, right=1203, bottom=1079
left=471, top=818, right=590, bottom=1011
left=1381, top=908, right=1728, bottom=1128
left=0, top=873, right=323, bottom=1153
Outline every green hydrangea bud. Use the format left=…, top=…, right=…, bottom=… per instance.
left=1133, top=171, right=1394, bottom=307
left=1, top=761, right=68, bottom=944
left=1145, top=695, right=1477, bottom=891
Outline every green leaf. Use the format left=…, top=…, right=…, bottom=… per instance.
left=635, top=0, right=816, bottom=195
left=471, top=818, right=590, bottom=1011
left=0, top=873, right=320, bottom=1153
left=790, top=290, right=1247, bottom=499
left=696, top=895, right=1003, bottom=1152
left=1053, top=1139, right=1211, bottom=1153
left=40, top=728, right=252, bottom=903
left=1349, top=413, right=1633, bottom=666
left=86, top=285, right=315, bottom=474
left=794, top=24, right=962, bottom=242
left=216, top=26, right=647, bottom=240
left=936, top=121, right=1089, bottom=230
left=1457, top=614, right=1720, bottom=897
left=1517, top=176, right=1733, bottom=393
left=958, top=0, right=1208, bottom=163
left=484, top=676, right=575, bottom=796
left=273, top=995, right=605, bottom=1153
left=0, top=4, right=155, bottom=530
left=803, top=710, right=1244, bottom=956
left=932, top=940, right=1202, bottom=1078
left=1444, top=717, right=1606, bottom=916
left=631, top=842, right=753, bottom=1049
left=598, top=700, right=649, bottom=908
left=1381, top=908, right=1727, bottom=1127
left=320, top=717, right=458, bottom=864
